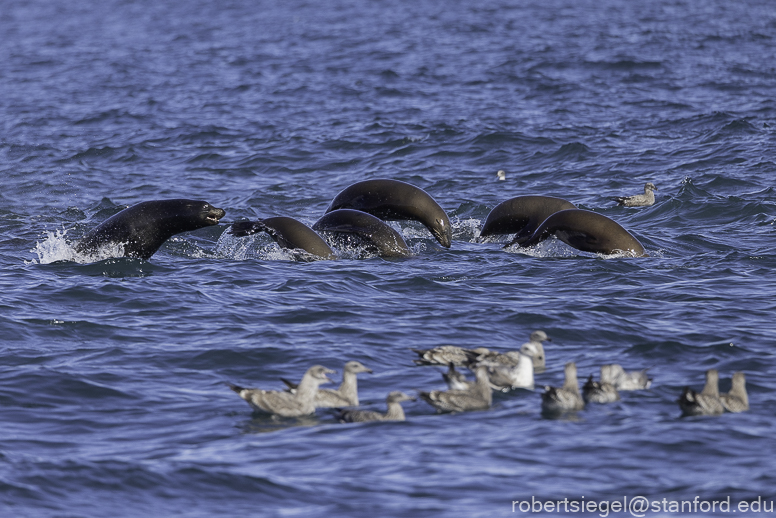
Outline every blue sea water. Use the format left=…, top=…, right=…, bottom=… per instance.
left=2, top=0, right=776, bottom=516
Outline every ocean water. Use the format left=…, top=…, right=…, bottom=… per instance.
left=2, top=0, right=776, bottom=516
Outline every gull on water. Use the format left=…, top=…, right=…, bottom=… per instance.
left=541, top=362, right=585, bottom=414
left=520, top=330, right=550, bottom=371
left=419, top=364, right=493, bottom=413
left=337, top=392, right=416, bottom=423
left=678, top=369, right=725, bottom=417
left=282, top=360, right=372, bottom=408
left=582, top=374, right=620, bottom=404
left=412, top=345, right=490, bottom=367
left=467, top=350, right=534, bottom=391
left=229, top=365, right=335, bottom=417
left=442, top=363, right=474, bottom=391
left=497, top=170, right=506, bottom=181
left=720, top=371, right=749, bottom=413
left=600, top=364, right=652, bottom=391
left=614, top=182, right=658, bottom=207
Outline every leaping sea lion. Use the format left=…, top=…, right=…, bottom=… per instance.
left=479, top=195, right=577, bottom=245
left=516, top=209, right=647, bottom=257
left=313, top=209, right=412, bottom=258
left=75, top=199, right=226, bottom=260
left=325, top=179, right=452, bottom=248
left=229, top=217, right=336, bottom=260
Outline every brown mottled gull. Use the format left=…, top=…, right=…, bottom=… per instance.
left=229, top=365, right=335, bottom=417
left=282, top=360, right=372, bottom=408
left=614, top=182, right=657, bottom=207
left=520, top=330, right=550, bottom=371
left=720, top=371, right=749, bottom=413
left=337, top=392, right=415, bottom=423
left=678, top=369, right=724, bottom=416
left=419, top=365, right=492, bottom=413
left=468, top=350, right=534, bottom=391
left=541, top=362, right=585, bottom=414
left=411, top=345, right=490, bottom=367
left=600, top=364, right=652, bottom=391
left=442, top=363, right=474, bottom=391
left=582, top=374, right=620, bottom=404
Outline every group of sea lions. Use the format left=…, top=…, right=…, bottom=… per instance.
left=72, top=179, right=650, bottom=261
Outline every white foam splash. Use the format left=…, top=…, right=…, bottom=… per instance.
left=510, top=237, right=581, bottom=258
left=27, top=228, right=126, bottom=265
left=509, top=237, right=651, bottom=259
left=214, top=231, right=316, bottom=261
left=453, top=217, right=483, bottom=242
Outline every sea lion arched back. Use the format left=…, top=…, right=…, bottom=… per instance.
left=480, top=195, right=576, bottom=245
left=229, top=216, right=336, bottom=260
left=326, top=179, right=451, bottom=248
left=313, top=209, right=412, bottom=258
left=517, top=209, right=647, bottom=257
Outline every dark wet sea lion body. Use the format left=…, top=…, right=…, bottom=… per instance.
left=517, top=209, right=646, bottom=257
left=325, top=179, right=451, bottom=248
left=229, top=217, right=336, bottom=260
left=75, top=199, right=225, bottom=260
left=480, top=195, right=577, bottom=245
left=313, top=209, right=412, bottom=258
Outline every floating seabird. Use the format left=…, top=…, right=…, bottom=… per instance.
left=541, top=362, right=585, bottom=414
left=520, top=330, right=550, bottom=371
left=678, top=369, right=724, bottom=416
left=282, top=360, right=372, bottom=408
left=614, top=182, right=657, bottom=207
left=600, top=364, right=652, bottom=391
left=720, top=371, right=749, bottom=413
left=411, top=345, right=490, bottom=367
left=497, top=170, right=506, bottom=181
left=468, top=350, right=534, bottom=391
left=582, top=374, right=620, bottom=404
left=442, top=363, right=474, bottom=391
left=337, top=392, right=416, bottom=423
left=229, top=365, right=335, bottom=417
left=419, top=365, right=493, bottom=413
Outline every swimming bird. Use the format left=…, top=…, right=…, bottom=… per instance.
left=614, top=182, right=657, bottom=207
left=582, top=374, right=620, bottom=404
left=228, top=365, right=335, bottom=417
left=419, top=365, right=493, bottom=413
left=520, top=330, right=550, bottom=371
left=442, top=363, right=474, bottom=391
left=281, top=360, right=372, bottom=408
left=677, top=369, right=725, bottom=417
left=600, top=364, right=652, bottom=390
left=337, top=392, right=416, bottom=423
left=497, top=170, right=506, bottom=181
left=411, top=345, right=490, bottom=367
left=468, top=350, right=534, bottom=391
left=720, top=371, right=749, bottom=413
left=541, top=362, right=585, bottom=414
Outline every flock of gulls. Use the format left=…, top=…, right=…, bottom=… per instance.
left=228, top=330, right=750, bottom=422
